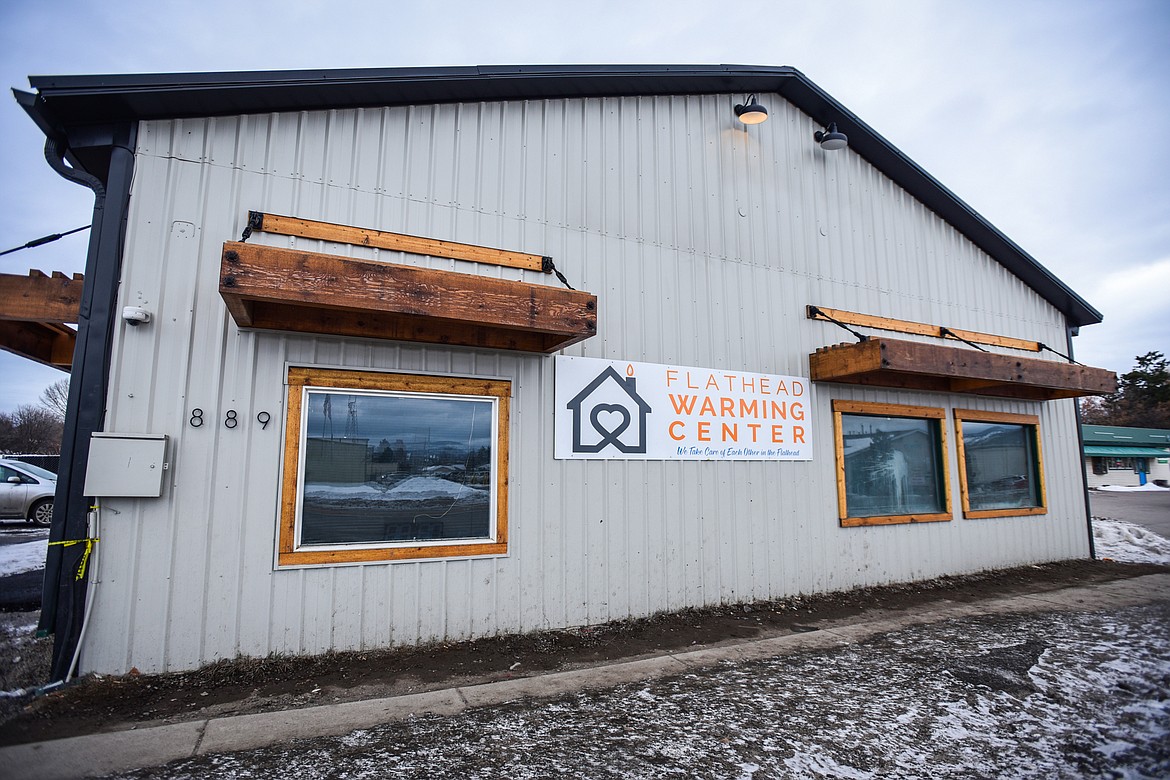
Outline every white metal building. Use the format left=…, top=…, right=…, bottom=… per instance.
left=9, top=65, right=1115, bottom=677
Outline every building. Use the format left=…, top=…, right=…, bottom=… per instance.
left=1082, top=424, right=1170, bottom=488
left=6, top=65, right=1117, bottom=678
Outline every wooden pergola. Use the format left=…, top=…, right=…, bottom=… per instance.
left=0, top=270, right=82, bottom=371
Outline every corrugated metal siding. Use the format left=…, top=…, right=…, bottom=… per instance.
left=84, top=94, right=1087, bottom=674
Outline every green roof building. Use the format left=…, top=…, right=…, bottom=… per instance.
left=1083, top=425, right=1170, bottom=487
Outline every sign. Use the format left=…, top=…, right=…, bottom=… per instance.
left=554, top=355, right=812, bottom=460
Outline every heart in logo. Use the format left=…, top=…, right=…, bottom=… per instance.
left=590, top=404, right=631, bottom=442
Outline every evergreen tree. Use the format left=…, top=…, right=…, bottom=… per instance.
left=1082, top=352, right=1170, bottom=428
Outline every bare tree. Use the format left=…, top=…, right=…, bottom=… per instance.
left=0, top=405, right=64, bottom=454
left=39, top=378, right=70, bottom=421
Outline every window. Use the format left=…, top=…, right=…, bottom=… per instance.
left=1091, top=457, right=1108, bottom=476
left=832, top=401, right=951, bottom=527
left=954, top=409, right=1046, bottom=519
left=279, top=367, right=510, bottom=567
left=1105, top=457, right=1145, bottom=472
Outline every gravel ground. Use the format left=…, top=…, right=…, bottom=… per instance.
left=2, top=513, right=1168, bottom=777
left=104, top=603, right=1170, bottom=779
left=0, top=610, right=51, bottom=715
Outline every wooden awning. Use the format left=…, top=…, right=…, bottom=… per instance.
left=219, top=242, right=597, bottom=353
left=0, top=270, right=82, bottom=371
left=810, top=337, right=1116, bottom=400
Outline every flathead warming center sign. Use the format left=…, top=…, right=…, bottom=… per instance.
left=554, top=355, right=812, bottom=460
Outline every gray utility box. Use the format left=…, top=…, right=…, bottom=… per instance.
left=83, top=433, right=169, bottom=497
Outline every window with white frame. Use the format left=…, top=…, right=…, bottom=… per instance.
left=832, top=400, right=951, bottom=527
left=279, top=367, right=510, bottom=566
left=954, top=409, right=1046, bottom=518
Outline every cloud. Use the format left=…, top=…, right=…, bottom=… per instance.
left=1073, top=257, right=1170, bottom=373
left=0, top=0, right=1166, bottom=410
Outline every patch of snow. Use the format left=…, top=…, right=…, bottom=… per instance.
left=784, top=750, right=874, bottom=779
left=385, top=476, right=486, bottom=500
left=2, top=620, right=37, bottom=638
left=303, top=483, right=388, bottom=499
left=1092, top=517, right=1170, bottom=564
left=303, top=477, right=487, bottom=502
left=0, top=538, right=47, bottom=576
left=1098, top=483, right=1169, bottom=492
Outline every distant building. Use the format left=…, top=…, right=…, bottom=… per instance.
left=1082, top=424, right=1170, bottom=487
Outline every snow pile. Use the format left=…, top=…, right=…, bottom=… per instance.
left=1093, top=517, right=1170, bottom=564
left=385, top=477, right=486, bottom=500
left=303, top=477, right=486, bottom=502
left=0, top=538, right=48, bottom=577
left=1099, top=483, right=1169, bottom=492
left=303, top=483, right=387, bottom=500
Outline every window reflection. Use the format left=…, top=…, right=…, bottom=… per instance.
left=841, top=414, right=946, bottom=518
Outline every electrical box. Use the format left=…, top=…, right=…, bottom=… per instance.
left=83, top=433, right=169, bottom=497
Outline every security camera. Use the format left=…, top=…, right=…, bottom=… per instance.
left=122, top=306, right=152, bottom=326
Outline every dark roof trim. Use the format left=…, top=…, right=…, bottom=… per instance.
left=20, top=63, right=1102, bottom=326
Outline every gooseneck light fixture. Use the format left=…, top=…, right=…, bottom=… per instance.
left=734, top=95, right=769, bottom=125
left=814, top=122, right=848, bottom=151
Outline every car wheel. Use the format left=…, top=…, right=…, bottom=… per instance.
left=29, top=499, right=53, bottom=526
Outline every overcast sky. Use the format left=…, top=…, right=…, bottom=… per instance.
left=0, top=0, right=1166, bottom=413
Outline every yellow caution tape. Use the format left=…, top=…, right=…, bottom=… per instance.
left=48, top=538, right=100, bottom=580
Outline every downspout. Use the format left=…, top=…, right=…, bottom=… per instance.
left=36, top=130, right=136, bottom=682
left=1067, top=325, right=1097, bottom=560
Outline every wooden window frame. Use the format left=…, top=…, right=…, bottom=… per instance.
left=832, top=400, right=952, bottom=528
left=953, top=409, right=1046, bottom=519
left=278, top=367, right=510, bottom=567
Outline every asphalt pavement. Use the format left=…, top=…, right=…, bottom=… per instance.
left=0, top=523, right=47, bottom=611
left=1089, top=488, right=1170, bottom=537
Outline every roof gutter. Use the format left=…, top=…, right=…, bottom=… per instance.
left=15, top=88, right=136, bottom=681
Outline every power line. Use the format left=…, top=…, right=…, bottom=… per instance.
left=0, top=225, right=91, bottom=258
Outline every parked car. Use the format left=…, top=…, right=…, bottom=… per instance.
left=0, top=459, right=56, bottom=525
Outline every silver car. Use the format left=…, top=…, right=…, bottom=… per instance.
left=0, top=459, right=56, bottom=525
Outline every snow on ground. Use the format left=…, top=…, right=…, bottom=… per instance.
left=0, top=538, right=47, bottom=577
left=107, top=605, right=1170, bottom=779
left=385, top=477, right=486, bottom=500
left=1099, top=483, right=1170, bottom=492
left=1093, top=517, right=1170, bottom=564
left=302, top=483, right=388, bottom=500
left=304, top=477, right=485, bottom=502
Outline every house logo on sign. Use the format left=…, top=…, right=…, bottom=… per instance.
left=566, top=366, right=652, bottom=453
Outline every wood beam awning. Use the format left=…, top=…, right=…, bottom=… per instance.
left=219, top=241, right=597, bottom=353
left=810, top=338, right=1117, bottom=401
left=0, top=270, right=82, bottom=371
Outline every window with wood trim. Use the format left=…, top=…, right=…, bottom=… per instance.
left=954, top=409, right=1046, bottom=519
left=832, top=400, right=951, bottom=527
left=279, top=367, right=509, bottom=567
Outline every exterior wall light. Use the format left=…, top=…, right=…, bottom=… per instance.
left=734, top=95, right=769, bottom=125
left=814, top=122, right=848, bottom=150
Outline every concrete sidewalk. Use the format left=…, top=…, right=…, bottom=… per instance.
left=5, top=572, right=1169, bottom=780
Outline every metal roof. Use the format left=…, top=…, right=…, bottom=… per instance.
left=1084, top=446, right=1170, bottom=457
left=1082, top=424, right=1170, bottom=447
left=14, top=63, right=1103, bottom=326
